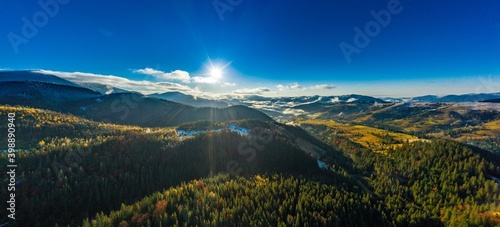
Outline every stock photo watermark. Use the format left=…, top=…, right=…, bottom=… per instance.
left=213, top=0, right=243, bottom=21
left=6, top=113, right=17, bottom=220
left=475, top=75, right=499, bottom=94
left=226, top=126, right=275, bottom=176
left=51, top=94, right=142, bottom=182
left=109, top=94, right=142, bottom=121
left=7, top=0, right=70, bottom=54
left=340, top=0, right=403, bottom=63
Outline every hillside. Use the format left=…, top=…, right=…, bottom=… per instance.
left=0, top=70, right=82, bottom=87
left=0, top=81, right=101, bottom=111
left=78, top=82, right=132, bottom=95
left=357, top=102, right=500, bottom=152
left=0, top=75, right=273, bottom=127
left=82, top=140, right=500, bottom=226
left=298, top=119, right=420, bottom=154
left=413, top=93, right=500, bottom=102
left=70, top=93, right=272, bottom=127
left=292, top=101, right=500, bottom=153
left=1, top=106, right=500, bottom=226
left=148, top=92, right=230, bottom=108
left=0, top=71, right=273, bottom=127
left=82, top=174, right=384, bottom=226
left=482, top=98, right=500, bottom=103
left=1, top=71, right=499, bottom=226
left=0, top=106, right=326, bottom=226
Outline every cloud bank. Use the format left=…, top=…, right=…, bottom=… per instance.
left=132, top=67, right=230, bottom=85
left=36, top=69, right=198, bottom=95
left=133, top=68, right=191, bottom=83
left=33, top=69, right=343, bottom=98
left=232, top=87, right=271, bottom=95
left=276, top=82, right=335, bottom=91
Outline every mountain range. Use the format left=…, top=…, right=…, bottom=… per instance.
left=412, top=93, right=500, bottom=102
left=148, top=92, right=230, bottom=108
left=0, top=71, right=271, bottom=126
left=1, top=70, right=499, bottom=125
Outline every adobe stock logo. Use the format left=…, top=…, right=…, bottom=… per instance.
left=7, top=0, right=70, bottom=54
left=340, top=0, right=403, bottom=63
left=213, top=0, right=243, bottom=21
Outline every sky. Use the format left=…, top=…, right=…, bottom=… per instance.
left=1, top=0, right=500, bottom=98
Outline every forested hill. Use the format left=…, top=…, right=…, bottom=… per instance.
left=82, top=174, right=386, bottom=226
left=68, top=93, right=273, bottom=127
left=0, top=106, right=324, bottom=226
left=0, top=80, right=273, bottom=126
left=0, top=106, right=499, bottom=226
left=82, top=140, right=500, bottom=226
left=0, top=70, right=273, bottom=127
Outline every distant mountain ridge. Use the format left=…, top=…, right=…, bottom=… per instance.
left=0, top=70, right=82, bottom=87
left=481, top=98, right=500, bottom=103
left=0, top=81, right=101, bottom=111
left=0, top=71, right=272, bottom=126
left=148, top=92, right=230, bottom=108
left=1, top=70, right=499, bottom=124
left=78, top=82, right=133, bottom=95
left=413, top=93, right=500, bottom=102
left=238, top=94, right=387, bottom=105
left=71, top=93, right=272, bottom=127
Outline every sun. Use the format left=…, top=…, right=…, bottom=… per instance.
left=210, top=67, right=223, bottom=79
left=205, top=58, right=231, bottom=80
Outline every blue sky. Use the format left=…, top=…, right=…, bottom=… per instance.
left=1, top=0, right=499, bottom=97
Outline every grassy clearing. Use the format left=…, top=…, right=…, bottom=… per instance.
left=298, top=119, right=420, bottom=153
left=484, top=120, right=500, bottom=130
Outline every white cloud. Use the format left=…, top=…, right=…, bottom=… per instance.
left=290, top=83, right=303, bottom=89
left=276, top=82, right=304, bottom=91
left=276, top=84, right=287, bottom=91
left=233, top=87, right=271, bottom=95
left=192, top=76, right=217, bottom=84
left=311, top=84, right=335, bottom=90
left=276, top=83, right=335, bottom=92
left=222, top=82, right=237, bottom=87
left=35, top=69, right=197, bottom=95
left=133, top=67, right=235, bottom=86
left=282, top=108, right=307, bottom=116
left=133, top=68, right=191, bottom=83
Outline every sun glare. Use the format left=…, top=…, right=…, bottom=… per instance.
left=210, top=67, right=223, bottom=79
left=206, top=58, right=231, bottom=80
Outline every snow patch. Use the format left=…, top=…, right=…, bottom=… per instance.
left=317, top=160, right=328, bottom=170
left=176, top=124, right=250, bottom=139
left=105, top=85, right=114, bottom=95
left=346, top=98, right=358, bottom=103
left=330, top=97, right=340, bottom=103
left=492, top=176, right=500, bottom=186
